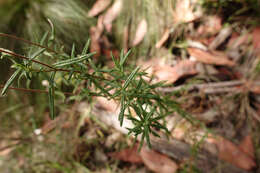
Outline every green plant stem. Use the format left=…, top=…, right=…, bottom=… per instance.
left=0, top=49, right=56, bottom=70
left=0, top=49, right=109, bottom=82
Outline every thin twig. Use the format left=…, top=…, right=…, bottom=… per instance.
left=158, top=80, right=260, bottom=94
left=0, top=49, right=110, bottom=81
left=0, top=49, right=56, bottom=70
left=0, top=33, right=58, bottom=54
left=0, top=142, right=22, bottom=152
left=0, top=85, right=73, bottom=95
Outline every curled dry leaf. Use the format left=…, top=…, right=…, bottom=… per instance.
left=238, top=135, right=255, bottom=159
left=132, top=19, right=148, bottom=46
left=154, top=60, right=197, bottom=84
left=140, top=147, right=178, bottom=173
left=88, top=0, right=111, bottom=17
left=156, top=28, right=170, bottom=48
left=188, top=48, right=235, bottom=67
left=103, top=0, right=122, bottom=32
left=108, top=144, right=143, bottom=164
left=172, top=0, right=201, bottom=24
left=207, top=136, right=256, bottom=170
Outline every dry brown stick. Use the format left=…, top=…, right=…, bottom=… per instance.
left=91, top=108, right=251, bottom=173
left=0, top=33, right=58, bottom=54
left=158, top=80, right=260, bottom=94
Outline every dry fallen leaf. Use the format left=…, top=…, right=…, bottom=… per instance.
left=108, top=144, right=143, bottom=164
left=156, top=29, right=170, bottom=48
left=172, top=0, right=201, bottom=24
left=123, top=26, right=129, bottom=53
left=95, top=96, right=118, bottom=113
left=154, top=60, right=197, bottom=84
left=239, top=135, right=255, bottom=159
left=227, top=32, right=250, bottom=49
left=249, top=84, right=260, bottom=94
left=197, top=15, right=222, bottom=36
left=140, top=147, right=178, bottom=173
left=252, top=26, right=260, bottom=54
left=132, top=19, right=148, bottom=46
left=88, top=0, right=111, bottom=17
left=139, top=58, right=197, bottom=84
left=208, top=136, right=256, bottom=170
left=90, top=26, right=102, bottom=58
left=103, top=0, right=122, bottom=32
left=188, top=48, right=235, bottom=67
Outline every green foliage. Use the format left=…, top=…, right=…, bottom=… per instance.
left=0, top=32, right=185, bottom=149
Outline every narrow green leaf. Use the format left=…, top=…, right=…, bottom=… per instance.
left=48, top=71, right=56, bottom=119
left=68, top=70, right=74, bottom=81
left=47, top=19, right=55, bottom=44
left=71, top=43, right=75, bottom=58
left=111, top=52, right=119, bottom=68
left=151, top=129, right=160, bottom=137
left=122, top=67, right=140, bottom=90
left=145, top=126, right=151, bottom=148
left=92, top=80, right=112, bottom=97
left=119, top=95, right=125, bottom=126
left=88, top=58, right=98, bottom=71
left=30, top=48, right=46, bottom=60
left=138, top=133, right=145, bottom=152
left=1, top=68, right=21, bottom=95
left=144, top=107, right=155, bottom=122
left=120, top=49, right=131, bottom=67
left=82, top=39, right=90, bottom=55
left=40, top=31, right=49, bottom=45
left=53, top=53, right=95, bottom=67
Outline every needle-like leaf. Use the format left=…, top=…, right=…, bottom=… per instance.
left=1, top=68, right=22, bottom=95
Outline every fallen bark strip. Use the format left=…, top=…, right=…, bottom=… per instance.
left=92, top=108, right=252, bottom=173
